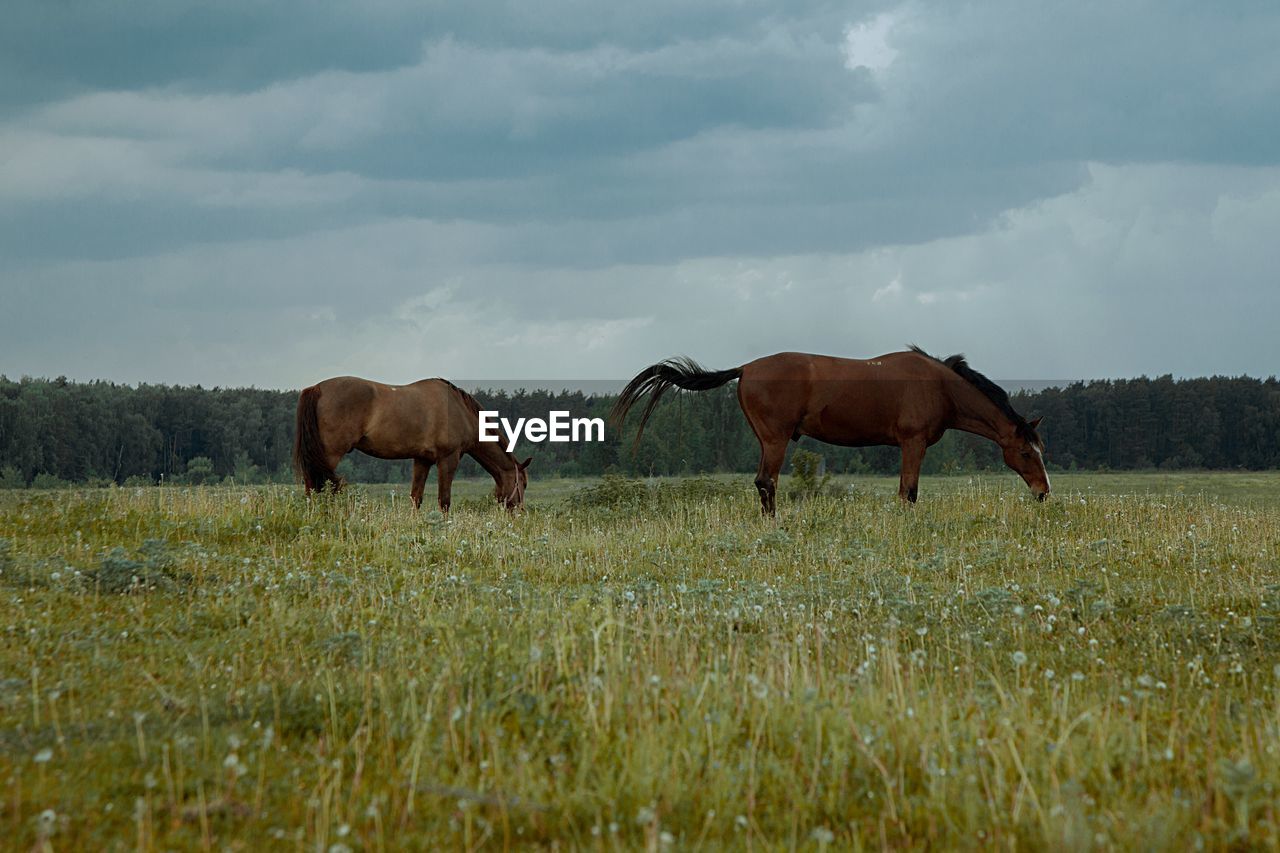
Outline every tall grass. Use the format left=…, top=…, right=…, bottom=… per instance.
left=1, top=476, right=1278, bottom=849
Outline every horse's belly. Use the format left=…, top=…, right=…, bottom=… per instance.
left=801, top=424, right=898, bottom=448
left=354, top=436, right=418, bottom=460
left=800, top=404, right=899, bottom=447
left=355, top=421, right=436, bottom=460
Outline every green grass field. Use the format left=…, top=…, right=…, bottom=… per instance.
left=2, top=472, right=1279, bottom=849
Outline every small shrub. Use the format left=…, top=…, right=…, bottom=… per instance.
left=31, top=473, right=70, bottom=490
left=655, top=475, right=739, bottom=505
left=91, top=545, right=177, bottom=593
left=182, top=456, right=217, bottom=486
left=568, top=474, right=649, bottom=510
left=786, top=449, right=836, bottom=500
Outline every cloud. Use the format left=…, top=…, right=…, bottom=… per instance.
left=3, top=161, right=1277, bottom=388
left=872, top=275, right=903, bottom=301
left=1, top=1, right=1279, bottom=384
left=844, top=12, right=899, bottom=72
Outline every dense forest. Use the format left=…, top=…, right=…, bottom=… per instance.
left=0, top=372, right=1277, bottom=487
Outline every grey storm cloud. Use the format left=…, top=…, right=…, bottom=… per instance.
left=1, top=1, right=1278, bottom=387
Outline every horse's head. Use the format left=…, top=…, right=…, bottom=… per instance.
left=496, top=456, right=532, bottom=510
left=1001, top=417, right=1050, bottom=501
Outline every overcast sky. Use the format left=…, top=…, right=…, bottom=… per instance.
left=2, top=1, right=1278, bottom=389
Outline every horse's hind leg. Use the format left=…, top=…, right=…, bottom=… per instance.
left=754, top=438, right=789, bottom=518
left=435, top=452, right=460, bottom=514
left=325, top=451, right=348, bottom=492
left=410, top=459, right=432, bottom=509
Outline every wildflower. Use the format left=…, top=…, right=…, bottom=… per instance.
left=811, top=826, right=836, bottom=845
left=33, top=748, right=53, bottom=764
left=1011, top=651, right=1028, bottom=667
left=1044, top=669, right=1055, bottom=680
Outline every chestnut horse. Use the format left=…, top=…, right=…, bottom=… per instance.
left=612, top=347, right=1048, bottom=515
left=293, top=377, right=530, bottom=511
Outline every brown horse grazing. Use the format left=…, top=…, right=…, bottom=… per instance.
left=293, top=377, right=530, bottom=512
left=611, top=347, right=1049, bottom=515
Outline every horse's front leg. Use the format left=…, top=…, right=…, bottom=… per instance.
left=898, top=438, right=926, bottom=503
left=436, top=452, right=460, bottom=514
left=410, top=459, right=432, bottom=509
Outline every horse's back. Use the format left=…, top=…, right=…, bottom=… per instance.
left=741, top=350, right=942, bottom=382
left=737, top=350, right=952, bottom=446
left=310, top=375, right=379, bottom=403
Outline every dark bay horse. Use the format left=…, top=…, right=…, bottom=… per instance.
left=294, top=377, right=530, bottom=511
left=612, top=347, right=1049, bottom=515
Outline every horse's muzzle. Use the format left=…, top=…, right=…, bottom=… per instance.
left=1036, top=491, right=1048, bottom=502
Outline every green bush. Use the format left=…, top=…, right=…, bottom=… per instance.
left=786, top=448, right=837, bottom=500
left=181, top=456, right=217, bottom=485
left=568, top=474, right=649, bottom=510
left=654, top=475, right=740, bottom=505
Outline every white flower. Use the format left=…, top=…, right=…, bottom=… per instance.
left=1011, top=651, right=1028, bottom=667
left=33, top=748, right=53, bottom=764
left=811, top=827, right=836, bottom=844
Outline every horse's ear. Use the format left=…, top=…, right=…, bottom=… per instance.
left=1028, top=416, right=1044, bottom=429
left=519, top=456, right=533, bottom=470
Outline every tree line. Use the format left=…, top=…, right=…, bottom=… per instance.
left=0, top=373, right=1276, bottom=487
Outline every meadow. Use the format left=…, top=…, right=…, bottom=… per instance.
left=1, top=471, right=1279, bottom=850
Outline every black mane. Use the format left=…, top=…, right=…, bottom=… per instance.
left=436, top=378, right=482, bottom=416
left=909, top=346, right=1042, bottom=446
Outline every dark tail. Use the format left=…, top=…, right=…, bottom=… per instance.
left=294, top=386, right=340, bottom=492
left=610, top=357, right=743, bottom=444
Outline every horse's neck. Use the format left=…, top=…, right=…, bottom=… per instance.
left=469, top=439, right=515, bottom=483
left=948, top=381, right=1013, bottom=444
